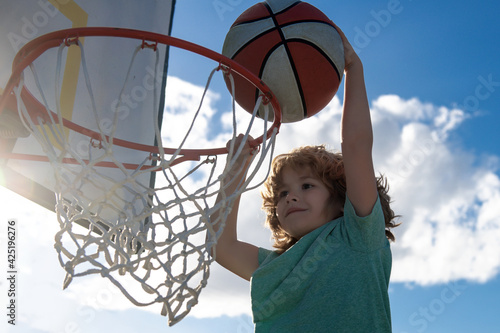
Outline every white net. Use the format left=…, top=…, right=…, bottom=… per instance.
left=9, top=31, right=279, bottom=325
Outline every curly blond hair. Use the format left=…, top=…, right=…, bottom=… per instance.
left=261, top=145, right=399, bottom=254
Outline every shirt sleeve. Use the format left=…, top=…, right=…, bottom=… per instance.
left=257, top=247, right=274, bottom=265
left=340, top=194, right=388, bottom=252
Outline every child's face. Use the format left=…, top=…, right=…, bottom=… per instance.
left=275, top=166, right=342, bottom=239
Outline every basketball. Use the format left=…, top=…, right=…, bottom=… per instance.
left=222, top=0, right=344, bottom=123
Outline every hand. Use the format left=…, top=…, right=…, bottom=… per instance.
left=331, top=22, right=362, bottom=72
left=225, top=134, right=256, bottom=180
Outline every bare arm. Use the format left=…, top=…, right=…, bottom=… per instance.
left=336, top=26, right=378, bottom=216
left=210, top=135, right=259, bottom=281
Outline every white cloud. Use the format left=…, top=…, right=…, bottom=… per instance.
left=368, top=95, right=500, bottom=285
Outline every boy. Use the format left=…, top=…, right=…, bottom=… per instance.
left=212, top=24, right=398, bottom=332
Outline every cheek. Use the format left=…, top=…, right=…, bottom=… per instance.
left=275, top=202, right=291, bottom=230
left=276, top=213, right=282, bottom=224
left=275, top=202, right=284, bottom=221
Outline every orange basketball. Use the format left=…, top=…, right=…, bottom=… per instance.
left=222, top=0, right=344, bottom=123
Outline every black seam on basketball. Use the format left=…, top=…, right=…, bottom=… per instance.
left=278, top=20, right=342, bottom=81
left=230, top=1, right=301, bottom=27
left=286, top=38, right=342, bottom=81
left=255, top=41, right=286, bottom=111
left=232, top=16, right=271, bottom=27
left=263, top=1, right=307, bottom=118
left=257, top=42, right=285, bottom=78
left=271, top=1, right=302, bottom=16
left=230, top=27, right=279, bottom=59
left=228, top=21, right=336, bottom=61
left=279, top=19, right=337, bottom=30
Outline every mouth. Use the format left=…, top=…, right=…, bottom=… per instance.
left=285, top=208, right=306, bottom=217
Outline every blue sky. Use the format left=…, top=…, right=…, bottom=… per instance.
left=1, top=0, right=500, bottom=332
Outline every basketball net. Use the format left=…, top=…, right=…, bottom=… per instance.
left=3, top=29, right=279, bottom=325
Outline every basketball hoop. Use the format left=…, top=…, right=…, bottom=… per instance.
left=0, top=27, right=281, bottom=325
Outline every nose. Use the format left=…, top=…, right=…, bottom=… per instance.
left=286, top=192, right=298, bottom=203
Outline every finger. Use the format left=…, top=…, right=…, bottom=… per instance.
left=329, top=21, right=360, bottom=70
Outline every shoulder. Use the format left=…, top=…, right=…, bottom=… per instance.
left=339, top=194, right=387, bottom=250
left=257, top=247, right=276, bottom=265
left=344, top=193, right=383, bottom=224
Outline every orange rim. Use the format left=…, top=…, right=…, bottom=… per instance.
left=0, top=27, right=281, bottom=167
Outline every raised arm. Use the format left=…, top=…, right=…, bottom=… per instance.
left=209, top=135, right=260, bottom=281
left=336, top=25, right=378, bottom=216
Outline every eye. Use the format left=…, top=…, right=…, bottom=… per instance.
left=302, top=183, right=314, bottom=190
left=278, top=190, right=288, bottom=199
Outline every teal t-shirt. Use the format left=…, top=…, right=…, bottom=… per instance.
left=250, top=195, right=392, bottom=332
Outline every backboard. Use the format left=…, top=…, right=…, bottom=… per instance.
left=0, top=0, right=176, bottom=211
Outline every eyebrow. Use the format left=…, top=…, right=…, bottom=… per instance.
left=277, top=175, right=317, bottom=188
